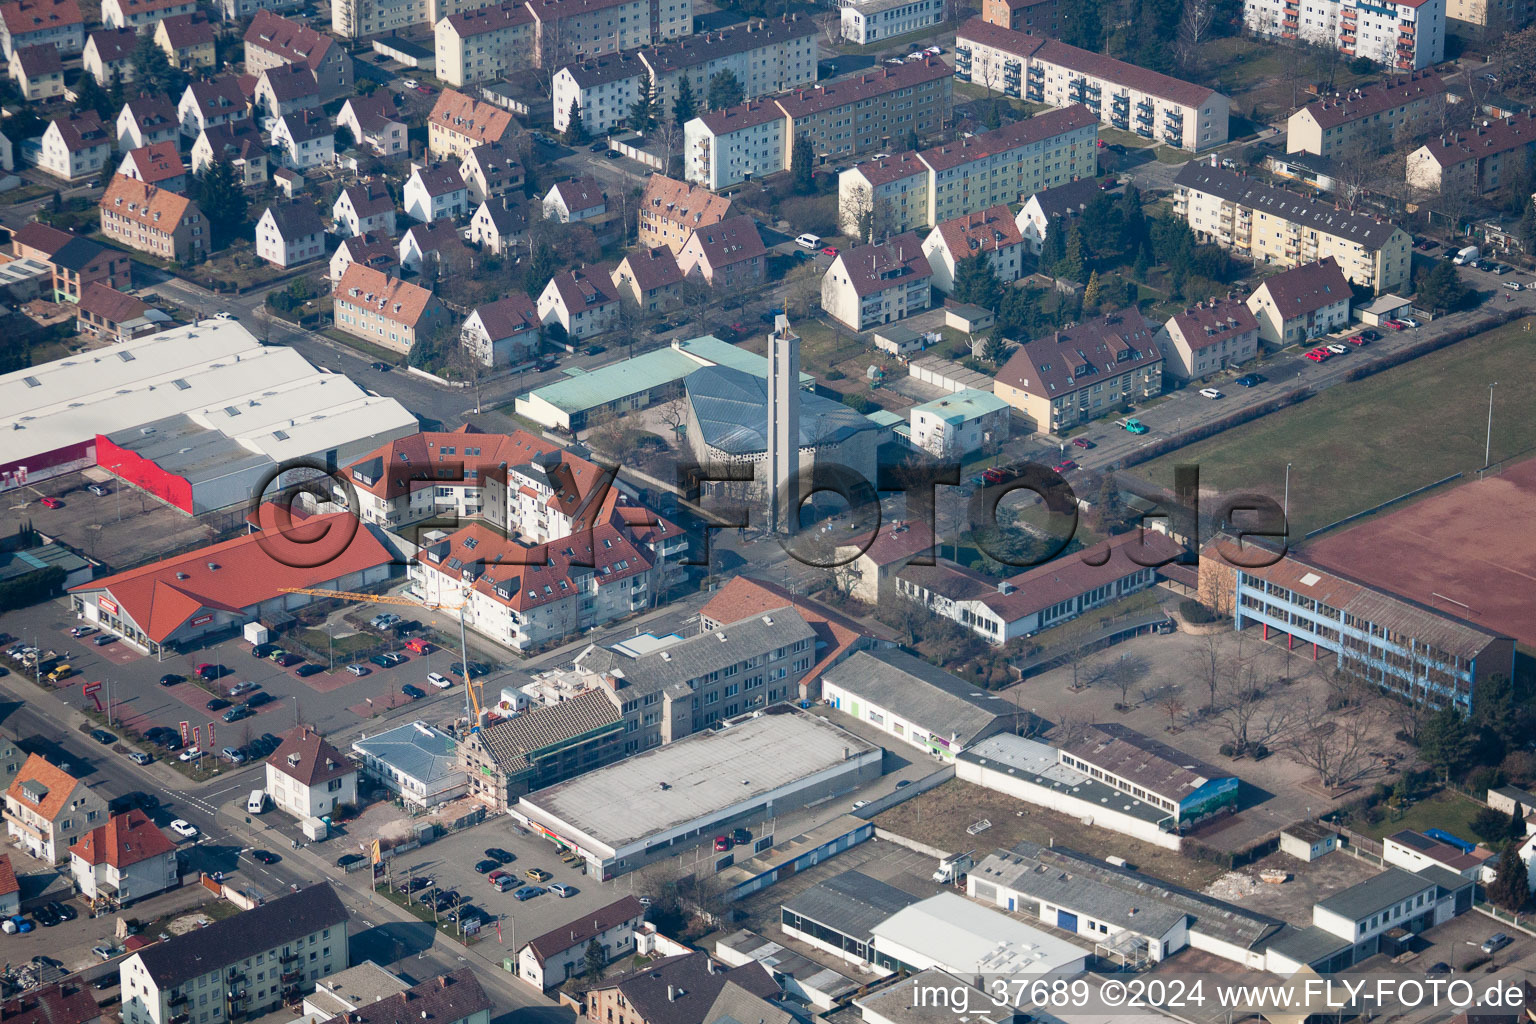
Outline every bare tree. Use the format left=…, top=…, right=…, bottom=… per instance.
left=1191, top=632, right=1223, bottom=713
left=815, top=9, right=842, bottom=45
left=1157, top=689, right=1187, bottom=732
left=1176, top=0, right=1218, bottom=72
left=1285, top=694, right=1388, bottom=789
left=1101, top=654, right=1141, bottom=707
left=1212, top=665, right=1289, bottom=756
left=657, top=396, right=688, bottom=440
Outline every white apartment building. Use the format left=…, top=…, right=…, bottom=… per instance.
left=434, top=1, right=533, bottom=86
left=264, top=727, right=358, bottom=821
left=684, top=100, right=785, bottom=190
left=1245, top=257, right=1353, bottom=346
left=955, top=18, right=1229, bottom=151
left=332, top=0, right=429, bottom=39
left=526, top=0, right=653, bottom=66
left=332, top=179, right=397, bottom=238
left=820, top=232, right=933, bottom=331
left=101, top=0, right=196, bottom=34
left=120, top=885, right=349, bottom=1024
left=1243, top=0, right=1445, bottom=71
left=908, top=388, right=1010, bottom=458
left=837, top=104, right=1098, bottom=236
left=839, top=0, right=941, bottom=44
left=256, top=201, right=326, bottom=268
left=1286, top=71, right=1446, bottom=157
left=1174, top=161, right=1411, bottom=295
left=38, top=111, right=111, bottom=181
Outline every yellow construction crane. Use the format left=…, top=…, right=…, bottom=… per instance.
left=280, top=587, right=490, bottom=731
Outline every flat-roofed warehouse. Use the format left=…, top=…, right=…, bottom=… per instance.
left=513, top=710, right=881, bottom=878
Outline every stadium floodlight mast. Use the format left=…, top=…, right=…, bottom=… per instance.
left=1486, top=382, right=1497, bottom=468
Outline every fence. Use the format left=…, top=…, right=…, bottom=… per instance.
left=1303, top=472, right=1462, bottom=539
left=1336, top=825, right=1384, bottom=866
left=1012, top=611, right=1173, bottom=679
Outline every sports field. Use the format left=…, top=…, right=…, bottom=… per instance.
left=1138, top=318, right=1536, bottom=539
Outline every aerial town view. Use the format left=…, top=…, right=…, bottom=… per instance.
left=1, top=0, right=1536, bottom=1020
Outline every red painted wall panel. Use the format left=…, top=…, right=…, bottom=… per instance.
left=95, top=434, right=194, bottom=514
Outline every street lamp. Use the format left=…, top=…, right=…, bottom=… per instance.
left=1485, top=382, right=1497, bottom=468
left=1283, top=463, right=1292, bottom=522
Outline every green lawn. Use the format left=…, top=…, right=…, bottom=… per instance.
left=1354, top=790, right=1486, bottom=843
left=1137, top=318, right=1536, bottom=539
left=322, top=327, right=406, bottom=364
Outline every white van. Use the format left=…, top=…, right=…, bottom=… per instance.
left=795, top=234, right=821, bottom=250
left=247, top=790, right=267, bottom=814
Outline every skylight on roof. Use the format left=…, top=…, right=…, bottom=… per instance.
left=1299, top=572, right=1321, bottom=587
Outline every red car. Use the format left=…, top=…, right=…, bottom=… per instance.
left=821, top=246, right=839, bottom=257
left=714, top=836, right=732, bottom=851
left=1379, top=319, right=1404, bottom=330
left=1072, top=438, right=1095, bottom=449
left=39, top=497, right=63, bottom=509
left=404, top=638, right=433, bottom=654
left=981, top=467, right=1010, bottom=485
left=1347, top=334, right=1368, bottom=346
left=1055, top=459, right=1078, bottom=472
left=1305, top=348, right=1328, bottom=362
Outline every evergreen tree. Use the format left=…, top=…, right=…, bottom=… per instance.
left=1419, top=707, right=1475, bottom=779
left=563, top=100, right=587, bottom=145
left=979, top=333, right=1010, bottom=364
left=1522, top=199, right=1536, bottom=253
left=74, top=73, right=112, bottom=119
left=790, top=137, right=814, bottom=194
left=583, top=938, right=606, bottom=980
left=672, top=75, right=697, bottom=125
left=333, top=125, right=355, bottom=153
left=525, top=240, right=559, bottom=298
left=1041, top=215, right=1068, bottom=266
left=195, top=159, right=247, bottom=246
left=707, top=70, right=743, bottom=111
left=952, top=251, right=1004, bottom=310
left=131, top=32, right=185, bottom=98
left=903, top=128, right=920, bottom=151
left=981, top=100, right=1002, bottom=130
left=1489, top=841, right=1529, bottom=912
left=1055, top=224, right=1086, bottom=283
left=628, top=74, right=661, bottom=134
left=1414, top=260, right=1472, bottom=315
left=1082, top=269, right=1103, bottom=309
left=1060, top=1, right=1104, bottom=50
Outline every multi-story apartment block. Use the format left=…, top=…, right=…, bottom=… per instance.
left=69, top=809, right=178, bottom=905
left=434, top=1, right=533, bottom=86
left=551, top=17, right=816, bottom=134
left=527, top=0, right=653, bottom=66
left=215, top=0, right=302, bottom=22
left=428, top=88, right=517, bottom=161
left=5, top=755, right=105, bottom=865
left=101, top=0, right=195, bottom=33
left=1174, top=161, right=1410, bottom=294
left=1199, top=538, right=1515, bottom=715
left=683, top=99, right=783, bottom=190
left=784, top=57, right=952, bottom=165
left=1406, top=112, right=1536, bottom=194
left=979, top=0, right=1059, bottom=34
left=334, top=263, right=448, bottom=354
left=10, top=221, right=130, bottom=302
left=0, top=0, right=83, bottom=59
left=1153, top=296, right=1259, bottom=380
left=99, top=175, right=208, bottom=262
left=1446, top=0, right=1534, bottom=38
left=922, top=204, right=1024, bottom=293
left=1287, top=72, right=1446, bottom=157
left=244, top=10, right=354, bottom=103
left=1243, top=0, right=1445, bottom=71
left=837, top=104, right=1096, bottom=236
left=993, top=307, right=1164, bottom=433
left=956, top=19, right=1229, bottom=151
left=839, top=0, right=942, bottom=44
left=120, top=885, right=349, bottom=1024
left=1245, top=257, right=1353, bottom=346
left=331, top=0, right=427, bottom=39
left=820, top=232, right=933, bottom=330
left=39, top=111, right=110, bottom=182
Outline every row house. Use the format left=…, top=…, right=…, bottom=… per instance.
left=1173, top=161, right=1411, bottom=295
left=1245, top=257, right=1353, bottom=346
left=611, top=246, right=683, bottom=313
left=117, top=94, right=177, bottom=150
left=244, top=10, right=354, bottom=103
left=100, top=174, right=208, bottom=263
left=637, top=174, right=732, bottom=253
left=153, top=12, right=213, bottom=69
left=333, top=179, right=397, bottom=238
left=837, top=104, right=1098, bottom=236
left=336, top=93, right=408, bottom=157
left=538, top=266, right=619, bottom=339
left=39, top=111, right=111, bottom=182
left=101, top=0, right=195, bottom=33
left=1154, top=296, right=1259, bottom=380
left=1243, top=0, right=1445, bottom=72
left=993, top=307, right=1164, bottom=433
left=1287, top=71, right=1447, bottom=157
left=334, top=262, right=448, bottom=354
left=117, top=141, right=188, bottom=194
left=461, top=293, right=541, bottom=366
left=921, top=204, right=1023, bottom=294
left=256, top=200, right=326, bottom=268
left=0, top=0, right=83, bottom=59
left=820, top=232, right=933, bottom=331
left=10, top=221, right=129, bottom=302
left=404, top=163, right=470, bottom=224
left=270, top=109, right=334, bottom=170
left=427, top=88, right=517, bottom=161
left=677, top=214, right=765, bottom=288
left=83, top=26, right=135, bottom=84
left=955, top=18, right=1229, bottom=151
left=192, top=120, right=268, bottom=186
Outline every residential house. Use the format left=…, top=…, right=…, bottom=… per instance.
left=179, top=77, right=248, bottom=137
left=584, top=954, right=781, bottom=1024
left=39, top=111, right=111, bottom=182
left=538, top=266, right=619, bottom=339
left=336, top=93, right=406, bottom=158
left=10, top=221, right=130, bottom=302
left=99, top=174, right=208, bottom=262
left=69, top=809, right=178, bottom=905
left=907, top=388, right=1009, bottom=458
left=954, top=18, right=1230, bottom=151
left=334, top=262, right=448, bottom=354
left=270, top=110, right=335, bottom=170
left=832, top=520, right=937, bottom=604
left=460, top=293, right=541, bottom=366
left=1407, top=112, right=1536, bottom=194
left=1287, top=72, right=1447, bottom=158
left=333, top=179, right=396, bottom=239
left=1243, top=0, right=1445, bottom=72
left=351, top=722, right=468, bottom=810
left=9, top=42, right=62, bottom=99
left=217, top=0, right=302, bottom=20
left=1154, top=296, right=1260, bottom=379
left=329, top=231, right=397, bottom=284
left=993, top=306, right=1163, bottom=432
left=458, top=141, right=522, bottom=204
left=1173, top=162, right=1411, bottom=294
left=75, top=282, right=172, bottom=342
left=256, top=201, right=327, bottom=268
left=1014, top=176, right=1102, bottom=254
left=398, top=219, right=466, bottom=272
left=839, top=0, right=943, bottom=44
left=116, top=142, right=187, bottom=194
left=152, top=11, right=212, bottom=68
left=255, top=61, right=321, bottom=118
left=611, top=246, right=683, bottom=313
left=427, top=88, right=516, bottom=161
left=119, top=884, right=349, bottom=1024
left=681, top=99, right=785, bottom=192
left=4, top=755, right=106, bottom=865
left=542, top=176, right=608, bottom=223
left=315, top=971, right=489, bottom=1024
left=637, top=174, right=731, bottom=253
left=433, top=1, right=535, bottom=87
left=821, top=650, right=1013, bottom=760
left=192, top=120, right=268, bottom=186
left=0, top=982, right=101, bottom=1024
left=101, top=0, right=195, bottom=33
left=1245, top=258, right=1353, bottom=346
left=1383, top=829, right=1496, bottom=881
left=518, top=896, right=645, bottom=990
left=82, top=26, right=135, bottom=85
left=922, top=204, right=1024, bottom=293
left=821, top=232, right=933, bottom=331
left=116, top=94, right=178, bottom=150
left=466, top=198, right=524, bottom=255
left=676, top=215, right=766, bottom=288
left=244, top=10, right=353, bottom=103
left=265, top=726, right=357, bottom=820
left=404, top=163, right=470, bottom=223
left=979, top=0, right=1060, bottom=33
left=0, top=0, right=82, bottom=59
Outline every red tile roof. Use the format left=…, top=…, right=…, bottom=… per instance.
left=50, top=111, right=109, bottom=153
left=0, top=981, right=101, bottom=1024
left=694, top=98, right=783, bottom=135
left=776, top=57, right=950, bottom=117
left=980, top=531, right=1184, bottom=621
left=920, top=104, right=1096, bottom=172
left=1415, top=111, right=1536, bottom=169
left=932, top=203, right=1022, bottom=259
left=549, top=175, right=606, bottom=213
left=0, top=0, right=82, bottom=36
left=1165, top=296, right=1257, bottom=352
left=121, top=142, right=185, bottom=185
left=158, top=10, right=211, bottom=48
left=7, top=754, right=87, bottom=823
left=842, top=520, right=936, bottom=566
left=547, top=266, right=619, bottom=315
left=14, top=42, right=61, bottom=77
left=847, top=150, right=925, bottom=188
left=336, top=262, right=440, bottom=329
left=444, top=0, right=532, bottom=35
left=244, top=9, right=339, bottom=73
left=615, top=247, right=683, bottom=293
left=69, top=809, right=175, bottom=868
left=67, top=508, right=395, bottom=642
left=700, top=576, right=890, bottom=689
left=684, top=215, right=765, bottom=270
left=77, top=281, right=149, bottom=324
left=344, top=426, right=558, bottom=500
left=471, top=294, right=541, bottom=340
left=526, top=897, right=645, bottom=963
left=0, top=854, right=18, bottom=898
left=428, top=88, right=514, bottom=147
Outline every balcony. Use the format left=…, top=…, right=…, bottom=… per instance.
left=1027, top=65, right=1044, bottom=80
left=1004, top=83, right=1020, bottom=98
left=1109, top=114, right=1130, bottom=130
left=168, top=993, right=188, bottom=1007
left=170, top=1015, right=190, bottom=1024
left=1135, top=125, right=1154, bottom=138
left=1135, top=109, right=1154, bottom=125
left=281, top=971, right=302, bottom=985
left=1025, top=84, right=1043, bottom=102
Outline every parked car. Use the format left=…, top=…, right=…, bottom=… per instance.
left=70, top=626, right=96, bottom=637
left=1481, top=933, right=1513, bottom=954
left=39, top=497, right=62, bottom=509
left=130, top=751, right=152, bottom=765
left=1072, top=437, right=1095, bottom=449
left=221, top=746, right=246, bottom=763
left=251, top=643, right=277, bottom=658
left=404, top=638, right=433, bottom=654
left=485, top=847, right=515, bottom=864
left=402, top=684, right=426, bottom=699
left=1358, top=330, right=1379, bottom=341
left=92, top=945, right=117, bottom=961
left=336, top=854, right=364, bottom=868
left=93, top=635, right=115, bottom=646
left=549, top=883, right=577, bottom=897
left=272, top=653, right=300, bottom=667
left=196, top=663, right=224, bottom=680
left=513, top=886, right=544, bottom=901
left=178, top=746, right=201, bottom=762
left=524, top=867, right=552, bottom=882
left=731, top=827, right=752, bottom=845
left=226, top=680, right=258, bottom=697
left=474, top=859, right=499, bottom=874
left=223, top=706, right=254, bottom=723
left=1400, top=316, right=1421, bottom=328
left=1326, top=343, right=1349, bottom=355
left=1054, top=459, right=1077, bottom=472
left=245, top=692, right=274, bottom=708
left=88, top=484, right=109, bottom=496
left=1199, top=387, right=1224, bottom=399
left=714, top=836, right=732, bottom=851
left=91, top=729, right=116, bottom=745
left=346, top=664, right=370, bottom=676
left=159, top=673, right=183, bottom=686
left=427, top=672, right=452, bottom=689
left=1346, top=334, right=1369, bottom=345
left=369, top=653, right=399, bottom=668
left=296, top=664, right=324, bottom=677
left=205, top=698, right=231, bottom=712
